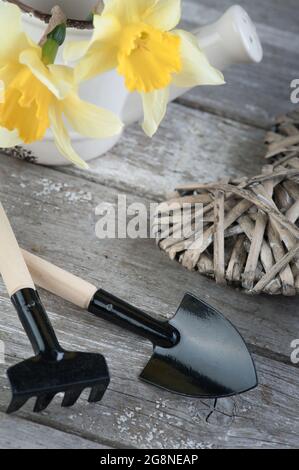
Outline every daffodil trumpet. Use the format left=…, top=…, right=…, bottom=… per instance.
left=0, top=2, right=123, bottom=168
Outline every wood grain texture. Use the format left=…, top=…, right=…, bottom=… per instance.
left=0, top=158, right=297, bottom=358
left=68, top=104, right=266, bottom=200
left=0, top=413, right=110, bottom=449
left=0, top=0, right=298, bottom=449
left=0, top=158, right=298, bottom=449
left=0, top=310, right=298, bottom=449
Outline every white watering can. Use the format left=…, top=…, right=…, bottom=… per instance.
left=6, top=1, right=263, bottom=166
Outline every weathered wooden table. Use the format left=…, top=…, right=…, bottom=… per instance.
left=0, top=0, right=298, bottom=449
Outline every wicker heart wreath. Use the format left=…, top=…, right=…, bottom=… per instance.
left=154, top=110, right=299, bottom=295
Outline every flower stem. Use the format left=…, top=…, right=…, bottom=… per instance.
left=40, top=6, right=67, bottom=65
left=86, top=12, right=94, bottom=22
left=42, top=23, right=66, bottom=65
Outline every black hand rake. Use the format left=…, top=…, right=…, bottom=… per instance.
left=0, top=203, right=110, bottom=414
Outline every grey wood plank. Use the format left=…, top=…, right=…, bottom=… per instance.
left=179, top=0, right=298, bottom=127
left=0, top=156, right=296, bottom=359
left=185, top=0, right=299, bottom=34
left=0, top=0, right=296, bottom=448
left=64, top=103, right=266, bottom=200
left=0, top=157, right=297, bottom=356
left=0, top=412, right=110, bottom=449
left=0, top=330, right=298, bottom=449
left=0, top=157, right=298, bottom=448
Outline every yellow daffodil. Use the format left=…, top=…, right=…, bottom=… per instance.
left=64, top=0, right=225, bottom=137
left=0, top=3, right=123, bottom=168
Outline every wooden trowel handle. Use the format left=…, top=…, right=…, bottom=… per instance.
left=23, top=250, right=178, bottom=349
left=22, top=250, right=97, bottom=310
left=0, top=204, right=35, bottom=296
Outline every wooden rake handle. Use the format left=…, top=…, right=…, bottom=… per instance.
left=0, top=204, right=35, bottom=296
left=22, top=250, right=97, bottom=310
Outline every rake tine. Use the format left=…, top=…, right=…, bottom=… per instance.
left=34, top=393, right=56, bottom=413
left=0, top=205, right=110, bottom=415
left=6, top=397, right=29, bottom=415
left=61, top=389, right=84, bottom=408
left=88, top=385, right=106, bottom=403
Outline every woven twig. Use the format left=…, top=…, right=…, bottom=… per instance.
left=154, top=109, right=299, bottom=295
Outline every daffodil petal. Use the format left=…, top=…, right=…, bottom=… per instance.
left=20, top=49, right=71, bottom=99
left=49, top=104, right=89, bottom=169
left=63, top=40, right=91, bottom=63
left=63, top=93, right=123, bottom=138
left=145, top=0, right=181, bottom=31
left=103, top=0, right=157, bottom=23
left=102, top=0, right=125, bottom=19
left=64, top=13, right=120, bottom=66
left=48, top=64, right=75, bottom=91
left=172, top=30, right=225, bottom=88
left=0, top=127, right=22, bottom=147
left=75, top=45, right=118, bottom=82
left=141, top=88, right=169, bottom=137
left=92, top=13, right=121, bottom=43
left=0, top=2, right=32, bottom=64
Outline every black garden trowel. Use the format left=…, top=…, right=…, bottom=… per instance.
left=0, top=204, right=110, bottom=414
left=23, top=250, right=258, bottom=399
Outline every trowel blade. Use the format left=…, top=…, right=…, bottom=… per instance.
left=140, top=293, right=257, bottom=398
